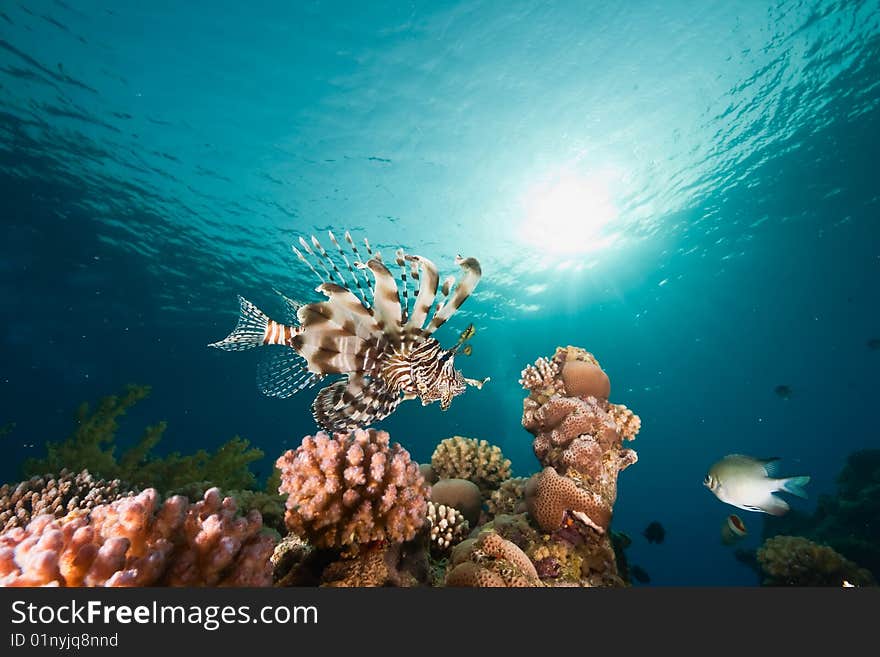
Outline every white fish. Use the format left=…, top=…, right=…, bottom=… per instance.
left=703, top=454, right=810, bottom=516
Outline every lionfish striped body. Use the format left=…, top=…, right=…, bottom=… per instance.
left=208, top=230, right=489, bottom=433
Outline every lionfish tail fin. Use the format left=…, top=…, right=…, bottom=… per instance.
left=208, top=296, right=272, bottom=351
left=311, top=375, right=402, bottom=433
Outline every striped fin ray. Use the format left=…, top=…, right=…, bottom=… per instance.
left=256, top=348, right=323, bottom=398
left=403, top=255, right=439, bottom=333
left=294, top=237, right=335, bottom=285
left=208, top=296, right=273, bottom=351
left=357, top=257, right=403, bottom=345
left=425, top=255, right=482, bottom=335
left=396, top=249, right=409, bottom=324
left=435, top=274, right=456, bottom=316
left=343, top=231, right=375, bottom=307
left=311, top=374, right=402, bottom=433
left=328, top=230, right=370, bottom=307
left=310, top=235, right=347, bottom=286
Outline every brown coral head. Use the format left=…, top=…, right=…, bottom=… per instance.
left=276, top=428, right=430, bottom=548
left=561, top=360, right=611, bottom=400
left=534, top=556, right=562, bottom=579
left=445, top=530, right=541, bottom=587
left=526, top=467, right=611, bottom=534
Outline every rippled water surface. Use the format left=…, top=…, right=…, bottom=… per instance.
left=1, top=0, right=878, bottom=585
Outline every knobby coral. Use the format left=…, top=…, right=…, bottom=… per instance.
left=276, top=428, right=429, bottom=548
left=0, top=488, right=275, bottom=586
left=430, top=436, right=511, bottom=494
left=0, top=469, right=133, bottom=533
left=426, top=502, right=469, bottom=555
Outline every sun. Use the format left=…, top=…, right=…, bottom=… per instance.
left=517, top=172, right=620, bottom=255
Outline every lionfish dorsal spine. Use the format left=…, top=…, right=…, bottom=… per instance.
left=292, top=245, right=325, bottom=286
left=395, top=249, right=409, bottom=324
left=403, top=255, right=439, bottom=333
left=328, top=230, right=370, bottom=307
left=424, top=255, right=482, bottom=335
left=344, top=230, right=375, bottom=307
left=310, top=234, right=348, bottom=288
left=296, top=236, right=337, bottom=285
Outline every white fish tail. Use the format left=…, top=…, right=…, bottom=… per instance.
left=208, top=296, right=274, bottom=351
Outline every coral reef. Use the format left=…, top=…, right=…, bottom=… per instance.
left=517, top=346, right=641, bottom=586
left=0, top=469, right=133, bottom=532
left=166, top=481, right=286, bottom=536
left=0, top=488, right=275, bottom=586
left=429, top=478, right=482, bottom=527
left=23, top=385, right=264, bottom=493
left=426, top=502, right=469, bottom=555
left=430, top=436, right=511, bottom=494
left=760, top=449, right=880, bottom=579
left=520, top=348, right=639, bottom=530
left=486, top=477, right=528, bottom=518
left=756, top=535, right=875, bottom=587
left=445, top=531, right=542, bottom=587
left=321, top=538, right=430, bottom=587
left=276, top=428, right=429, bottom=548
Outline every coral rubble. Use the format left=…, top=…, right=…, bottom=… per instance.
left=276, top=428, right=429, bottom=548
left=0, top=488, right=275, bottom=586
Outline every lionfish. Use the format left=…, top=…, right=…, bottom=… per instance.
left=208, top=230, right=489, bottom=433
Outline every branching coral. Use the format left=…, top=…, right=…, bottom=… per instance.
left=22, top=385, right=264, bottom=493
left=426, top=502, right=469, bottom=555
left=430, top=436, right=511, bottom=494
left=0, top=488, right=275, bottom=586
left=0, top=469, right=133, bottom=533
left=445, top=531, right=542, bottom=587
left=276, top=428, right=429, bottom=548
left=756, top=535, right=876, bottom=587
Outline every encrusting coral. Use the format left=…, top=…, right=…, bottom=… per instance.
left=0, top=487, right=275, bottom=586
left=445, top=530, right=542, bottom=587
left=430, top=436, right=512, bottom=494
left=23, top=385, right=264, bottom=494
left=0, top=469, right=133, bottom=533
left=756, top=535, right=875, bottom=587
left=276, top=428, right=429, bottom=548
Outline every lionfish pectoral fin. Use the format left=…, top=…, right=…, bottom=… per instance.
left=424, top=255, right=482, bottom=335
left=464, top=376, right=490, bottom=389
left=311, top=375, right=402, bottom=433
left=208, top=296, right=271, bottom=351
left=257, top=348, right=323, bottom=398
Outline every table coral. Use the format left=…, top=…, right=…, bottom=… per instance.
left=430, top=436, right=512, bottom=494
left=0, top=488, right=275, bottom=587
left=0, top=469, right=133, bottom=533
left=276, top=428, right=429, bottom=548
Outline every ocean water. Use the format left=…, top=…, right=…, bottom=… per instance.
left=1, top=0, right=878, bottom=586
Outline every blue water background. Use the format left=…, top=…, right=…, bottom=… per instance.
left=1, top=1, right=879, bottom=585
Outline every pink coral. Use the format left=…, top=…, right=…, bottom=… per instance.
left=0, top=488, right=275, bottom=587
left=276, top=428, right=429, bottom=548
